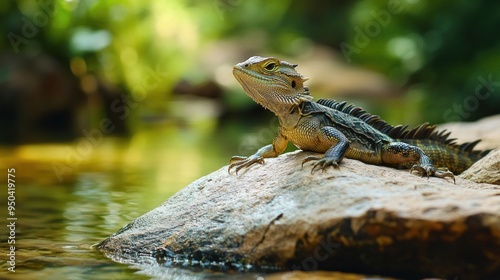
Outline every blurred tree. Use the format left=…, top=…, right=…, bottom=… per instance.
left=337, top=0, right=500, bottom=123
left=1, top=0, right=498, bottom=142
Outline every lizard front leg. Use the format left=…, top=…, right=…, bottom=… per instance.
left=381, top=142, right=455, bottom=182
left=302, top=126, right=350, bottom=173
left=229, top=133, right=288, bottom=174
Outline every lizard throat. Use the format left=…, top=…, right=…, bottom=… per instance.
left=234, top=72, right=312, bottom=115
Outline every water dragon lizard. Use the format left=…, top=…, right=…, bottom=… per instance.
left=228, top=56, right=490, bottom=182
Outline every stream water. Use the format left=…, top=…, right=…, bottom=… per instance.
left=0, top=122, right=225, bottom=279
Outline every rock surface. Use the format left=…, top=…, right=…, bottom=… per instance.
left=98, top=149, right=500, bottom=279
left=460, top=148, right=500, bottom=185
left=438, top=114, right=500, bottom=151
left=439, top=114, right=500, bottom=185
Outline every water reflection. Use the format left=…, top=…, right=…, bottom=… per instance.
left=0, top=122, right=235, bottom=279
left=65, top=172, right=132, bottom=243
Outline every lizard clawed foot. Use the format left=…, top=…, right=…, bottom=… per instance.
left=409, top=164, right=432, bottom=178
left=302, top=156, right=340, bottom=174
left=228, top=155, right=264, bottom=175
left=410, top=164, right=455, bottom=183
left=434, top=169, right=456, bottom=184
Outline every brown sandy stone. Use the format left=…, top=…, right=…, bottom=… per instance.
left=98, top=150, right=500, bottom=279
left=460, top=148, right=500, bottom=185
left=439, top=114, right=500, bottom=185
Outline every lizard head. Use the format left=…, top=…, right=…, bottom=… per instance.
left=233, top=56, right=313, bottom=116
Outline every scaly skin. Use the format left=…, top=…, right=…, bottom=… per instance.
left=229, top=56, right=490, bottom=182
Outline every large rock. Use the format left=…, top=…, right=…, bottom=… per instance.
left=460, top=148, right=500, bottom=185
left=98, top=150, right=500, bottom=279
left=439, top=114, right=500, bottom=185
left=438, top=114, right=500, bottom=151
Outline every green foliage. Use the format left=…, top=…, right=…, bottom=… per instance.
left=340, top=0, right=500, bottom=123
left=1, top=0, right=498, bottom=124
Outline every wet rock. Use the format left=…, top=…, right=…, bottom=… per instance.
left=98, top=150, right=500, bottom=279
left=264, top=270, right=395, bottom=280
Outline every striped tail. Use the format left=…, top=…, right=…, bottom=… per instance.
left=391, top=124, right=491, bottom=174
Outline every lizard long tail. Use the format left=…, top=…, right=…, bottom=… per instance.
left=384, top=123, right=490, bottom=174
left=400, top=137, right=490, bottom=174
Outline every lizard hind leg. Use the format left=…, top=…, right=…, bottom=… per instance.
left=381, top=142, right=456, bottom=183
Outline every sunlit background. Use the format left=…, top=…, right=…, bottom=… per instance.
left=1, top=0, right=499, bottom=279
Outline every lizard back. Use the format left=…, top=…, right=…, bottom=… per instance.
left=316, top=98, right=491, bottom=174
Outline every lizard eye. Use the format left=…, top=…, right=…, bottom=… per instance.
left=264, top=63, right=276, bottom=71
left=291, top=80, right=296, bottom=88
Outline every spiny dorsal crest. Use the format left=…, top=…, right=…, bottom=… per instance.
left=317, top=98, right=490, bottom=156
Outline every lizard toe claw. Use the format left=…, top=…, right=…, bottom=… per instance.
left=410, top=164, right=430, bottom=178
left=302, top=156, right=319, bottom=167
left=303, top=156, right=340, bottom=174
left=434, top=169, right=456, bottom=184
left=410, top=164, right=455, bottom=183
left=228, top=155, right=265, bottom=174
